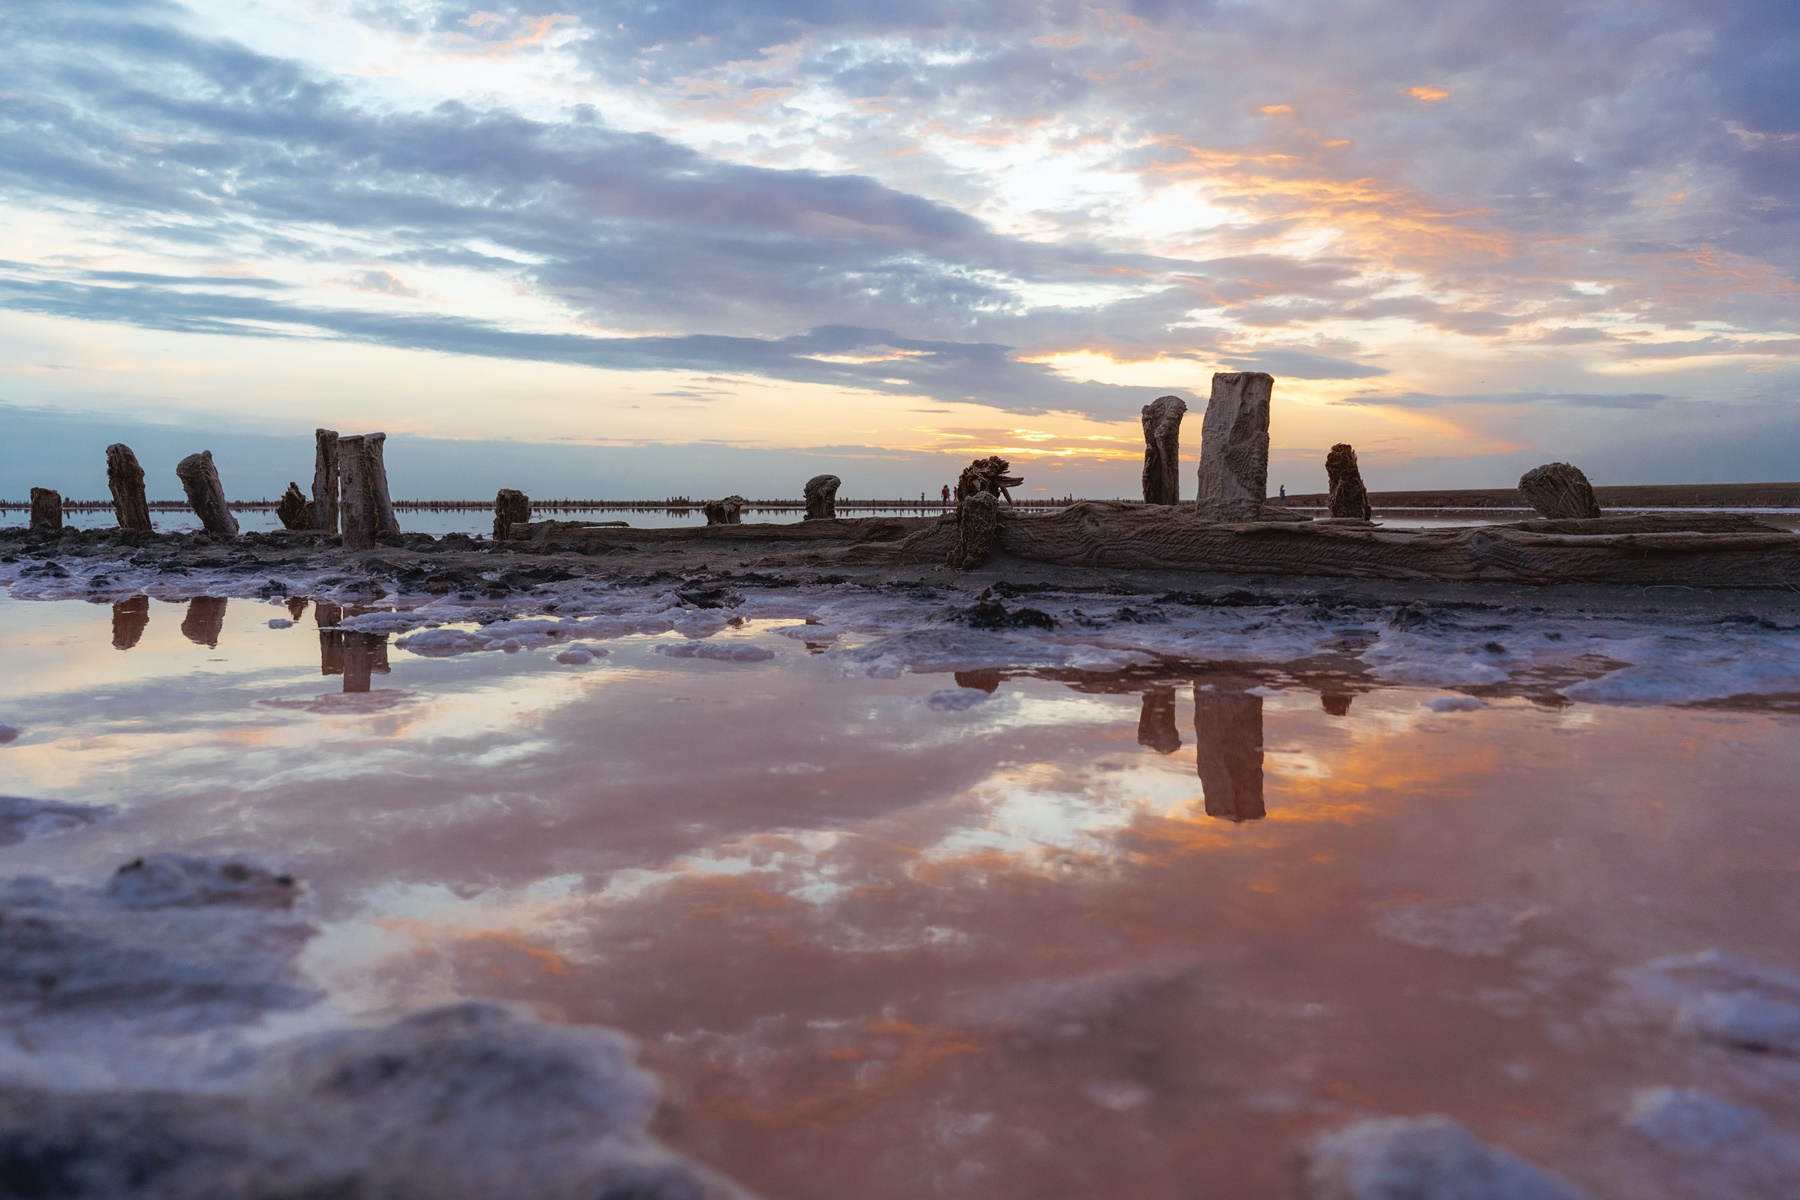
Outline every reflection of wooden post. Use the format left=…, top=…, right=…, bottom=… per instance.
left=320, top=630, right=345, bottom=676
left=29, top=488, right=63, bottom=533
left=1321, top=691, right=1353, bottom=717
left=175, top=452, right=239, bottom=538
left=107, top=444, right=153, bottom=531
left=340, top=632, right=389, bottom=693
left=1195, top=372, right=1272, bottom=522
left=311, top=429, right=340, bottom=533
left=180, top=597, right=228, bottom=648
left=1137, top=687, right=1182, bottom=754
left=1140, top=395, right=1186, bottom=505
left=493, top=489, right=531, bottom=542
left=112, top=596, right=150, bottom=650
left=1194, top=686, right=1264, bottom=821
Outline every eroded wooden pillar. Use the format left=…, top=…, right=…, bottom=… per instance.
left=703, top=496, right=745, bottom=525
left=1140, top=394, right=1186, bottom=505
left=365, top=432, right=401, bottom=536
left=311, top=429, right=340, bottom=533
left=1326, top=443, right=1373, bottom=520
left=1195, top=372, right=1273, bottom=522
left=493, top=489, right=531, bottom=541
left=947, top=490, right=1000, bottom=570
left=1518, top=462, right=1601, bottom=519
left=174, top=451, right=239, bottom=539
left=803, top=474, right=841, bottom=521
left=276, top=483, right=311, bottom=530
left=28, top=487, right=63, bottom=533
left=338, top=435, right=374, bottom=549
left=106, top=444, right=153, bottom=531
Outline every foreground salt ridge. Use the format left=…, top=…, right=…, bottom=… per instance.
left=0, top=854, right=756, bottom=1199
left=9, top=547, right=1798, bottom=707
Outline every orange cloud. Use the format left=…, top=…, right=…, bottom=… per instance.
left=1258, top=104, right=1294, bottom=115
left=1404, top=86, right=1451, bottom=102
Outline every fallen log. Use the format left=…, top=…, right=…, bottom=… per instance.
left=837, top=502, right=1800, bottom=587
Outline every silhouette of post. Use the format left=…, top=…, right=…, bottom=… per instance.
left=106, top=444, right=153, bottom=531
left=28, top=488, right=62, bottom=533
left=112, top=596, right=149, bottom=650
left=1194, top=686, right=1265, bottom=821
left=1136, top=687, right=1182, bottom=754
left=494, top=489, right=531, bottom=542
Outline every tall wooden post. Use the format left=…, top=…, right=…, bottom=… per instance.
left=311, top=429, right=340, bottom=533
left=338, top=435, right=375, bottom=549
left=1140, top=395, right=1186, bottom=505
left=106, top=444, right=153, bottom=531
left=365, top=432, right=401, bottom=536
left=29, top=488, right=63, bottom=533
left=1195, top=372, right=1273, bottom=522
left=493, top=489, right=531, bottom=541
left=175, top=452, right=239, bottom=538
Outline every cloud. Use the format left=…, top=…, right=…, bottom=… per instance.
left=1341, top=390, right=1669, bottom=409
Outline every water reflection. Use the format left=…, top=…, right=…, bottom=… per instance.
left=320, top=631, right=391, bottom=693
left=1321, top=690, right=1354, bottom=717
left=1194, top=686, right=1265, bottom=822
left=111, top=596, right=149, bottom=650
left=179, top=597, right=228, bottom=648
left=1135, top=687, right=1181, bottom=754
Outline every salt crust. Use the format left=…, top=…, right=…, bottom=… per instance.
left=1300, top=1115, right=1588, bottom=1199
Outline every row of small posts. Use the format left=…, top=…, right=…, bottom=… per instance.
left=24, top=429, right=403, bottom=546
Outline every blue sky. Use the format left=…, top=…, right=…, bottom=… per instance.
left=2, top=0, right=1797, bottom=499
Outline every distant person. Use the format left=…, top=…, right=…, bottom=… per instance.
left=1279, top=484, right=1286, bottom=499
left=940, top=484, right=950, bottom=503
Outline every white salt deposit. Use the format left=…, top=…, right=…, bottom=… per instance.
left=925, top=687, right=990, bottom=711
left=1301, top=1115, right=1588, bottom=1200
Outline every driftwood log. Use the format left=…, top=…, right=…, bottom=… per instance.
left=956, top=456, right=1022, bottom=504
left=1195, top=687, right=1264, bottom=822
left=112, top=596, right=149, bottom=651
left=803, top=474, right=841, bottom=521
left=311, top=430, right=340, bottom=533
left=106, top=444, right=153, bottom=532
left=1136, top=687, right=1181, bottom=754
left=494, top=489, right=531, bottom=541
left=1519, top=462, right=1602, bottom=520
left=839, top=502, right=1800, bottom=587
left=28, top=488, right=62, bottom=533
left=174, top=452, right=239, bottom=539
left=1326, top=443, right=1372, bottom=520
left=703, top=496, right=745, bottom=525
left=276, top=483, right=312, bottom=531
left=1141, top=395, right=1187, bottom=505
left=1196, top=372, right=1272, bottom=521
left=947, top=490, right=1001, bottom=570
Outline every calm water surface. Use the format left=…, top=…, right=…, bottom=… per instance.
left=2, top=593, right=1798, bottom=1197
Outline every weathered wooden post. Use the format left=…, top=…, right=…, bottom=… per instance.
left=803, top=474, right=841, bottom=520
left=338, top=435, right=375, bottom=549
left=1518, top=462, right=1601, bottom=519
left=1136, top=687, right=1181, bottom=754
left=175, top=452, right=239, bottom=538
left=1195, top=372, right=1273, bottom=522
left=1140, top=394, right=1186, bottom=505
left=702, top=495, right=744, bottom=525
left=1194, top=686, right=1265, bottom=822
left=1326, top=443, right=1373, bottom=520
left=180, top=597, right=228, bottom=648
left=493, top=489, right=531, bottom=541
left=947, top=490, right=1000, bottom=570
left=310, top=429, right=340, bottom=533
left=112, top=596, right=149, bottom=650
left=365, top=432, right=401, bottom=536
left=276, top=483, right=311, bottom=530
left=28, top=487, right=63, bottom=533
left=106, top=444, right=153, bottom=531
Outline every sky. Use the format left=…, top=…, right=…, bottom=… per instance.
left=1, top=0, right=1797, bottom=501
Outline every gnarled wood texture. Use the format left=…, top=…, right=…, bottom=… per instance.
left=1326, top=443, right=1372, bottom=520
left=955, top=456, right=1022, bottom=504
left=947, top=490, right=1001, bottom=570
left=703, top=496, right=745, bottom=525
left=29, top=487, right=62, bottom=533
left=493, top=489, right=531, bottom=541
left=106, top=444, right=153, bottom=532
left=365, top=433, right=401, bottom=536
left=803, top=474, right=841, bottom=521
left=1195, top=372, right=1272, bottom=521
left=310, top=430, right=340, bottom=533
left=1140, top=395, right=1186, bottom=505
left=276, top=483, right=312, bottom=530
left=174, top=451, right=239, bottom=539
left=1519, top=462, right=1601, bottom=519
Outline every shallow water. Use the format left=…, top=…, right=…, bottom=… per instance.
left=3, top=586, right=1800, bottom=1197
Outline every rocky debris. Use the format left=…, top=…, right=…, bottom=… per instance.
left=275, top=482, right=311, bottom=530
left=1327, top=443, right=1374, bottom=520
left=803, top=474, right=841, bottom=521
left=28, top=487, right=62, bottom=533
left=309, top=429, right=339, bottom=534
left=703, top=495, right=745, bottom=525
left=948, top=490, right=1002, bottom=570
left=1141, top=394, right=1187, bottom=505
left=1519, top=463, right=1602, bottom=520
left=174, top=451, right=238, bottom=539
left=1300, top=1115, right=1589, bottom=1200
left=493, top=489, right=531, bottom=542
left=955, top=455, right=1022, bottom=504
left=1195, top=371, right=1273, bottom=522
left=961, top=586, right=1056, bottom=630
left=106, top=444, right=153, bottom=532
left=1136, top=687, right=1181, bottom=753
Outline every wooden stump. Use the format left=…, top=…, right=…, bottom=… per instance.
left=1518, top=462, right=1601, bottom=519
left=493, top=489, right=531, bottom=541
left=955, top=456, right=1022, bottom=504
left=1140, top=394, right=1186, bottom=505
left=174, top=452, right=239, bottom=538
left=1195, top=372, right=1273, bottom=521
left=365, top=433, right=401, bottom=536
left=703, top=496, right=745, bottom=525
left=947, top=490, right=1000, bottom=570
left=1195, top=687, right=1264, bottom=822
left=336, top=434, right=398, bottom=547
left=28, top=487, right=63, bottom=533
left=310, top=429, right=340, bottom=533
left=1136, top=687, right=1181, bottom=754
left=112, top=596, right=149, bottom=650
left=1326, top=443, right=1373, bottom=520
left=106, top=444, right=153, bottom=531
left=276, top=482, right=312, bottom=530
left=803, top=474, right=841, bottom=521
left=180, top=597, right=228, bottom=648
